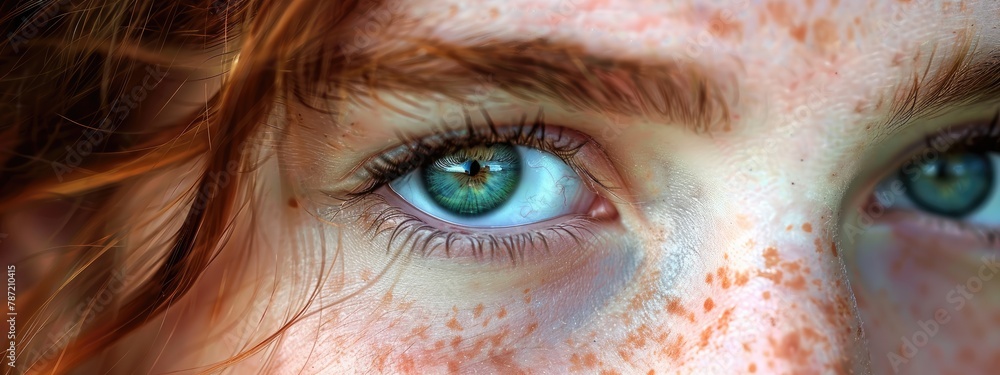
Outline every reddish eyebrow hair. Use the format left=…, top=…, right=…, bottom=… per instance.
left=301, top=37, right=737, bottom=133
left=878, top=35, right=1000, bottom=135
left=300, top=31, right=996, bottom=136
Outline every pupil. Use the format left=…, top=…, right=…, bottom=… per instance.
left=467, top=160, right=481, bottom=176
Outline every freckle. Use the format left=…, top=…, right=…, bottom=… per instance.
left=397, top=354, right=416, bottom=374
left=735, top=272, right=749, bottom=286
left=699, top=326, right=714, bottom=348
left=762, top=291, right=771, bottom=299
left=666, top=298, right=688, bottom=316
left=812, top=18, right=837, bottom=49
left=759, top=269, right=783, bottom=283
left=647, top=370, right=656, bottom=375
left=704, top=298, right=715, bottom=312
left=743, top=342, right=751, bottom=352
left=789, top=24, right=807, bottom=42
left=619, top=349, right=632, bottom=362
left=497, top=307, right=507, bottom=319
left=666, top=334, right=684, bottom=360
left=705, top=273, right=714, bottom=284
left=446, top=317, right=464, bottom=331
left=582, top=352, right=598, bottom=368
left=526, top=322, right=538, bottom=335
left=448, top=361, right=460, bottom=373
left=450, top=336, right=462, bottom=349
left=708, top=9, right=743, bottom=39
left=749, top=363, right=757, bottom=372
left=473, top=303, right=484, bottom=318
left=763, top=247, right=780, bottom=268
left=766, top=1, right=792, bottom=26
left=717, top=267, right=731, bottom=289
left=801, top=223, right=812, bottom=233
left=773, top=332, right=808, bottom=362
left=489, top=7, right=499, bottom=18
left=785, top=275, right=807, bottom=290
left=287, top=198, right=298, bottom=208
left=830, top=241, right=838, bottom=257
left=434, top=340, right=445, bottom=350
left=569, top=354, right=583, bottom=370
left=785, top=225, right=793, bottom=231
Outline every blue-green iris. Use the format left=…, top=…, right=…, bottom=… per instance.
left=422, top=144, right=522, bottom=216
left=901, top=151, right=994, bottom=217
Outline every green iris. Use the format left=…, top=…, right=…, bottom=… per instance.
left=901, top=151, right=994, bottom=217
left=422, top=144, right=522, bottom=216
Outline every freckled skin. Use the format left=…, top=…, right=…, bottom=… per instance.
left=119, top=0, right=1000, bottom=374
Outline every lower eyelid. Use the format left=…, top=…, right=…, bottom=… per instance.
left=348, top=190, right=612, bottom=264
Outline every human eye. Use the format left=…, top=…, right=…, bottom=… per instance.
left=325, top=110, right=619, bottom=264
left=845, top=108, right=1000, bottom=369
left=869, top=111, right=1000, bottom=229
left=389, top=142, right=593, bottom=227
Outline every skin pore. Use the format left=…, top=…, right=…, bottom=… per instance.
left=93, top=0, right=1000, bottom=374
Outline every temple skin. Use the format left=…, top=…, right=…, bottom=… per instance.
left=103, top=0, right=1000, bottom=374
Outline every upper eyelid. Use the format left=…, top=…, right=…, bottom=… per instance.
left=341, top=113, right=594, bottom=196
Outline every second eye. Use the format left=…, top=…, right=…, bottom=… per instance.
left=389, top=143, right=595, bottom=228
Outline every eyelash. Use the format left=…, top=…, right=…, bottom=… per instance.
left=348, top=108, right=600, bottom=196
left=326, top=108, right=614, bottom=264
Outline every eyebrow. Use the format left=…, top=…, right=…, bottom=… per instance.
left=310, top=32, right=997, bottom=137
left=312, top=38, right=737, bottom=133
left=877, top=35, right=1000, bottom=136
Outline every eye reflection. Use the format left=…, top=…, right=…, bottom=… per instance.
left=390, top=144, right=594, bottom=228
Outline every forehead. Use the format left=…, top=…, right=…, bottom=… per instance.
left=395, top=0, right=981, bottom=59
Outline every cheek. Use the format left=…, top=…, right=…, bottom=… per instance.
left=848, top=213, right=1000, bottom=374
left=270, top=232, right=639, bottom=374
